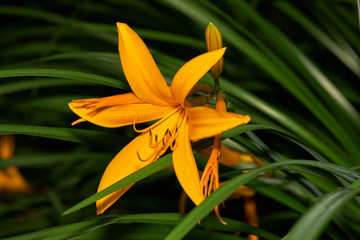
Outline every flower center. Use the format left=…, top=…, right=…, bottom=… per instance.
left=133, top=107, right=185, bottom=162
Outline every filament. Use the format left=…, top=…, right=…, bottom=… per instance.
left=135, top=108, right=185, bottom=162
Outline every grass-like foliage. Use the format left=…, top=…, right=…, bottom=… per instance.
left=1, top=1, right=360, bottom=239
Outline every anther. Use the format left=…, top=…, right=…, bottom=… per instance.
left=136, top=149, right=155, bottom=162
left=164, top=129, right=169, bottom=138
left=170, top=139, right=178, bottom=151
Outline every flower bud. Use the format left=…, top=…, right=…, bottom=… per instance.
left=205, top=23, right=223, bottom=80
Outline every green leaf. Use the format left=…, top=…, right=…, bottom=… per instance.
left=0, top=124, right=127, bottom=150
left=0, top=152, right=113, bottom=169
left=276, top=1, right=360, bottom=77
left=0, top=78, right=92, bottom=95
left=251, top=184, right=307, bottom=213
left=0, top=68, right=129, bottom=90
left=285, top=188, right=360, bottom=240
left=221, top=124, right=283, bottom=139
left=1, top=220, right=98, bottom=240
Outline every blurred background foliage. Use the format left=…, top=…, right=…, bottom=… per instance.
left=1, top=0, right=360, bottom=239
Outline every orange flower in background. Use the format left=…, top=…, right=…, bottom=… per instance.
left=69, top=23, right=251, bottom=214
left=0, top=135, right=32, bottom=194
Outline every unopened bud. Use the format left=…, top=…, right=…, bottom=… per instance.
left=205, top=23, right=223, bottom=80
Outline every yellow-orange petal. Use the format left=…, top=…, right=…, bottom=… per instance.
left=117, top=22, right=175, bottom=106
left=171, top=48, right=226, bottom=106
left=227, top=185, right=256, bottom=199
left=96, top=108, right=184, bottom=214
left=0, top=135, right=15, bottom=160
left=3, top=167, right=32, bottom=193
left=71, top=93, right=144, bottom=108
left=172, top=119, right=204, bottom=206
left=0, top=171, right=12, bottom=192
left=218, top=145, right=256, bottom=166
left=186, top=106, right=250, bottom=141
left=69, top=93, right=176, bottom=128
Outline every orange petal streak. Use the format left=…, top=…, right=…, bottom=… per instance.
left=96, top=109, right=184, bottom=214
left=69, top=93, right=176, bottom=128
left=117, top=22, right=175, bottom=106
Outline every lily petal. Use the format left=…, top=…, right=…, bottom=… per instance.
left=172, top=119, right=204, bottom=206
left=96, top=108, right=184, bottom=214
left=117, top=22, right=174, bottom=106
left=171, top=48, right=226, bottom=106
left=69, top=93, right=175, bottom=128
left=0, top=135, right=14, bottom=160
left=187, top=106, right=250, bottom=141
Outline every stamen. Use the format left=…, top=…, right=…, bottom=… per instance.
left=136, top=147, right=157, bottom=162
left=164, top=129, right=169, bottom=138
left=132, top=116, right=149, bottom=133
left=200, top=140, right=226, bottom=224
left=144, top=106, right=182, bottom=130
left=150, top=135, right=158, bottom=148
left=170, top=139, right=178, bottom=151
left=137, top=131, right=163, bottom=162
left=208, top=174, right=215, bottom=196
left=201, top=166, right=212, bottom=198
left=203, top=184, right=208, bottom=198
left=135, top=108, right=185, bottom=163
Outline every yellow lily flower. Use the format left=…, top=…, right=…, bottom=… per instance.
left=69, top=23, right=250, bottom=214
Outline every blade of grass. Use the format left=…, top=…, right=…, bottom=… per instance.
left=0, top=124, right=127, bottom=150
left=0, top=68, right=129, bottom=89
left=0, top=152, right=114, bottom=169
left=0, top=78, right=93, bottom=95
left=1, top=220, right=98, bottom=240
left=284, top=188, right=360, bottom=240
left=276, top=1, right=360, bottom=77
